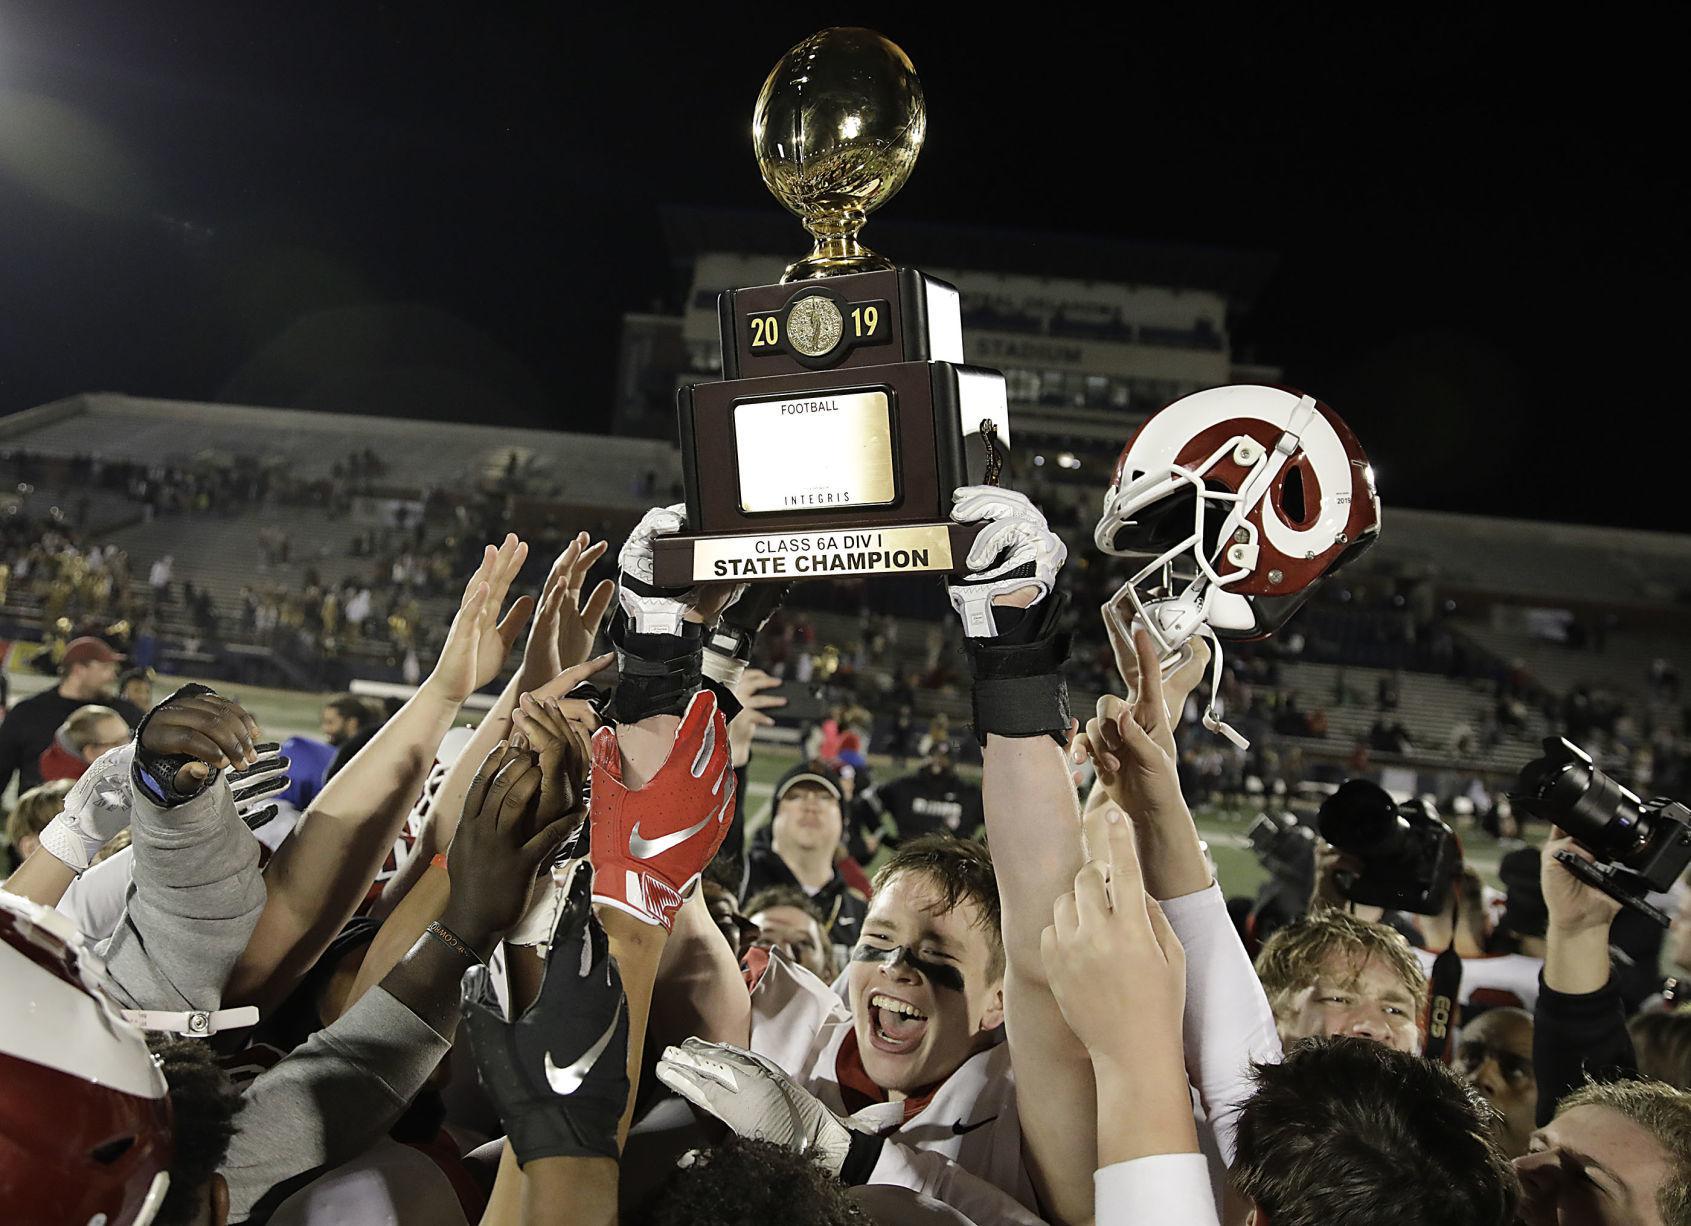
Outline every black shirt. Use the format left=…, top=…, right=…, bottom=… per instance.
left=740, top=844, right=869, bottom=966
left=0, top=687, right=145, bottom=796
left=853, top=767, right=986, bottom=848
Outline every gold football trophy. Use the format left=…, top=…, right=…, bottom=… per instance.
left=754, top=27, right=925, bottom=282
left=654, top=28, right=1008, bottom=587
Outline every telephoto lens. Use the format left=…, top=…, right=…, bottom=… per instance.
left=1514, top=737, right=1691, bottom=925
left=1515, top=737, right=1650, bottom=861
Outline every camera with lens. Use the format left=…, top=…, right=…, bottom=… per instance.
left=1246, top=810, right=1317, bottom=882
left=1318, top=779, right=1458, bottom=914
left=1513, top=736, right=1691, bottom=927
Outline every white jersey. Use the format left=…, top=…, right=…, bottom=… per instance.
left=746, top=947, right=1037, bottom=1215
left=1412, top=947, right=1543, bottom=1015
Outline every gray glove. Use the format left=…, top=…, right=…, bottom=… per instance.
left=656, top=1038, right=884, bottom=1183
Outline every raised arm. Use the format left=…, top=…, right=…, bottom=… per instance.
left=383, top=530, right=614, bottom=915
left=226, top=535, right=534, bottom=1010
left=945, top=487, right=1096, bottom=1226
left=1533, top=828, right=1630, bottom=1125
left=96, top=687, right=272, bottom=1015
left=1077, top=627, right=1280, bottom=1163
left=222, top=736, right=577, bottom=1222
left=1042, top=803, right=1218, bottom=1226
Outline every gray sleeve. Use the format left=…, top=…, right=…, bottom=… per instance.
left=222, top=986, right=453, bottom=1223
left=95, top=779, right=266, bottom=1012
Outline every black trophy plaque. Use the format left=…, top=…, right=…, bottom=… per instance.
left=653, top=267, right=1009, bottom=586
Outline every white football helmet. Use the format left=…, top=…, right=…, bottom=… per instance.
left=1096, top=385, right=1381, bottom=746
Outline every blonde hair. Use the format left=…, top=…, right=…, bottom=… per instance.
left=5, top=779, right=75, bottom=852
left=1255, top=908, right=1429, bottom=1020
left=59, top=705, right=124, bottom=753
left=1558, top=1079, right=1691, bottom=1225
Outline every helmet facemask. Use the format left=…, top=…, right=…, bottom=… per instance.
left=1097, top=389, right=1378, bottom=749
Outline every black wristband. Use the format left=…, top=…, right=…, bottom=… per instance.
left=131, top=682, right=219, bottom=808
left=965, top=593, right=1071, bottom=744
left=607, top=606, right=704, bottom=724
left=840, top=1128, right=887, bottom=1187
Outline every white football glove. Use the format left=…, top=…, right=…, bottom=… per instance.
left=656, top=1038, right=874, bottom=1178
left=38, top=742, right=137, bottom=873
left=38, top=741, right=291, bottom=872
left=946, top=487, right=1067, bottom=638
left=617, top=503, right=697, bottom=635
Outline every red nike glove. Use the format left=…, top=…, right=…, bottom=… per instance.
left=589, top=689, right=735, bottom=930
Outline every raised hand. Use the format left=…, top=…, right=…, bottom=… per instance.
left=513, top=690, right=597, bottom=832
left=519, top=532, right=616, bottom=692
left=124, top=684, right=266, bottom=805
left=443, top=742, right=578, bottom=947
left=424, top=535, right=535, bottom=706
left=1103, top=598, right=1211, bottom=735
left=1542, top=827, right=1624, bottom=936
left=460, top=861, right=630, bottom=1165
left=588, top=690, right=735, bottom=931
left=946, top=487, right=1067, bottom=637
left=38, top=741, right=139, bottom=872
left=226, top=744, right=291, bottom=830
left=1043, top=802, right=1187, bottom=1069
left=1073, top=629, right=1188, bottom=828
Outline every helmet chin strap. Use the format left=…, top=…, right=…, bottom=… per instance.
left=1105, top=580, right=1250, bottom=751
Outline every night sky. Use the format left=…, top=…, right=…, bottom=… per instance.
left=0, top=5, right=1678, bottom=530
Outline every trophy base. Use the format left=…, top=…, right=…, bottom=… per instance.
left=653, top=522, right=979, bottom=586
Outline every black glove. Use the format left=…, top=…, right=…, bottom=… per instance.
left=460, top=860, right=630, bottom=1165
left=132, top=682, right=220, bottom=807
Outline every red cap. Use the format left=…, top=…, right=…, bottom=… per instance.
left=61, top=637, right=123, bottom=670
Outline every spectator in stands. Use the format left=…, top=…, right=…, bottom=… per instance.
left=37, top=705, right=130, bottom=783
left=740, top=762, right=869, bottom=963
left=2, top=779, right=73, bottom=875
left=0, top=637, right=142, bottom=797
left=1368, top=714, right=1413, bottom=754
left=148, top=553, right=172, bottom=605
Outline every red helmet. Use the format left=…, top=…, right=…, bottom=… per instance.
left=1095, top=385, right=1380, bottom=744
left=0, top=894, right=174, bottom=1226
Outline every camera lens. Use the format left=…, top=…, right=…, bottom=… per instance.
left=1517, top=740, right=1648, bottom=860
left=1319, top=779, right=1405, bottom=855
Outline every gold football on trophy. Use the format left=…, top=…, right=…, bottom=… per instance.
left=753, top=27, right=926, bottom=282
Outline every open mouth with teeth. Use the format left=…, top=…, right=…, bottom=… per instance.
left=867, top=992, right=930, bottom=1055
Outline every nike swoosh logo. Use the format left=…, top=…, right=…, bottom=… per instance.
left=951, top=1116, right=997, bottom=1136
left=544, top=1003, right=623, bottom=1096
left=630, top=812, right=713, bottom=858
